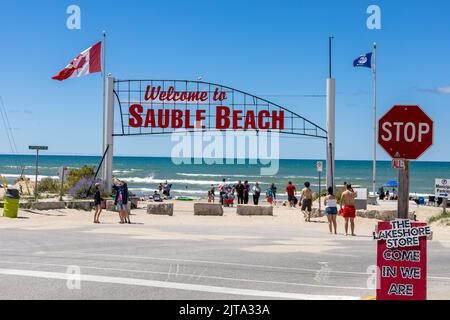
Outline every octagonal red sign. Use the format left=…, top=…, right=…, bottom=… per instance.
left=378, top=105, right=433, bottom=160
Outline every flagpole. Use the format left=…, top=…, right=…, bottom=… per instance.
left=373, top=42, right=377, bottom=199
left=102, top=31, right=106, bottom=180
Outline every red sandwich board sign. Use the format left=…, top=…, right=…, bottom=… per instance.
left=378, top=105, right=433, bottom=159
left=374, top=219, right=432, bottom=300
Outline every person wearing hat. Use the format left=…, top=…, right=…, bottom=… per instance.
left=93, top=183, right=103, bottom=224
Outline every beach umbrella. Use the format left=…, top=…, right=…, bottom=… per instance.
left=384, top=180, right=398, bottom=188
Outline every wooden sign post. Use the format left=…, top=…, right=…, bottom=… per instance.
left=397, top=160, right=410, bottom=219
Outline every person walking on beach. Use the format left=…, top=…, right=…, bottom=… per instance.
left=159, top=183, right=163, bottom=194
left=286, top=181, right=297, bottom=207
left=300, top=182, right=313, bottom=222
left=93, top=183, right=103, bottom=224
left=378, top=186, right=385, bottom=200
left=340, top=184, right=357, bottom=236
left=208, top=184, right=215, bottom=203
left=324, top=187, right=338, bottom=234
left=235, top=180, right=244, bottom=204
left=252, top=183, right=261, bottom=205
left=218, top=178, right=226, bottom=205
left=270, top=183, right=277, bottom=205
left=243, top=180, right=250, bottom=204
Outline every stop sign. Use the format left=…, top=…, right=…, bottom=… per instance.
left=378, top=105, right=433, bottom=159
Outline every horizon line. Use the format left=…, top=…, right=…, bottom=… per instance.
left=0, top=153, right=449, bottom=163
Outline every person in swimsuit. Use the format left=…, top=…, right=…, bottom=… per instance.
left=340, top=183, right=358, bottom=236
left=301, top=182, right=313, bottom=222
left=324, top=187, right=338, bottom=234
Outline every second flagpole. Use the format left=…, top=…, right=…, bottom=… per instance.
left=373, top=42, right=377, bottom=200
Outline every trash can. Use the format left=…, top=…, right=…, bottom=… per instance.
left=3, top=188, right=20, bottom=219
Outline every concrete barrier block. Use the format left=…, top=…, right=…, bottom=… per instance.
left=194, top=203, right=223, bottom=216
left=31, top=201, right=66, bottom=210
left=376, top=210, right=397, bottom=221
left=367, top=210, right=377, bottom=219
left=237, top=205, right=273, bottom=216
left=147, top=203, right=173, bottom=216
left=357, top=210, right=367, bottom=218
left=130, top=197, right=139, bottom=209
left=66, top=201, right=94, bottom=211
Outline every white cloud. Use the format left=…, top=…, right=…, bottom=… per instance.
left=417, top=85, right=450, bottom=94
left=436, top=86, right=450, bottom=94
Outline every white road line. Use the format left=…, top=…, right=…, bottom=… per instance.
left=36, top=251, right=370, bottom=276
left=0, top=268, right=359, bottom=300
left=31, top=251, right=450, bottom=281
left=0, top=260, right=370, bottom=291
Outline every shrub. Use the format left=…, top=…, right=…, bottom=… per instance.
left=69, top=177, right=103, bottom=199
left=66, top=166, right=96, bottom=190
left=38, top=177, right=60, bottom=193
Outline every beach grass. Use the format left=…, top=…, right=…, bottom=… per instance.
left=428, top=210, right=450, bottom=225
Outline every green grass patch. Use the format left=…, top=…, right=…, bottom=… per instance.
left=428, top=210, right=450, bottom=225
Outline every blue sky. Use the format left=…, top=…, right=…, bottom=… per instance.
left=0, top=0, right=449, bottom=161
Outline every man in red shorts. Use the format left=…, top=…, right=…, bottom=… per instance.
left=340, top=184, right=358, bottom=236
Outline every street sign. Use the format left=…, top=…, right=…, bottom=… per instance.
left=375, top=219, right=432, bottom=300
left=316, top=161, right=323, bottom=173
left=392, top=159, right=406, bottom=170
left=29, top=145, right=49, bottom=151
left=435, top=178, right=449, bottom=199
left=378, top=105, right=433, bottom=160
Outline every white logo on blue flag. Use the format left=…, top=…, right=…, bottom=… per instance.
left=353, top=52, right=373, bottom=68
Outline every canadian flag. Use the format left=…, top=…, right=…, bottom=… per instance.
left=52, top=41, right=102, bottom=81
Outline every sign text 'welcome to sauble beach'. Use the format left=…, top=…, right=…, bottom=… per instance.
left=127, top=85, right=286, bottom=131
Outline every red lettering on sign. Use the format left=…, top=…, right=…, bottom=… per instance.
left=233, top=110, right=243, bottom=129
left=244, top=111, right=256, bottom=130
left=158, top=109, right=170, bottom=128
left=144, top=109, right=155, bottom=127
left=172, top=109, right=183, bottom=129
left=258, top=110, right=270, bottom=130
left=216, top=106, right=231, bottom=129
left=196, top=110, right=206, bottom=128
left=273, top=110, right=285, bottom=130
left=129, top=104, right=143, bottom=127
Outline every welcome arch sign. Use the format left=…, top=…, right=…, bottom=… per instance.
left=102, top=77, right=328, bottom=189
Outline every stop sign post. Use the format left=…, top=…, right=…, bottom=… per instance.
left=378, top=105, right=434, bottom=219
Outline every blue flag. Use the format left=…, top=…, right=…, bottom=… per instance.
left=353, top=53, right=373, bottom=68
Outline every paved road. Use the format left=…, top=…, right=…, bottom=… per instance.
left=1, top=216, right=449, bottom=300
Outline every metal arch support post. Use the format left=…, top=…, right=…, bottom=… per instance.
left=326, top=78, right=335, bottom=190
left=103, top=76, right=115, bottom=193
